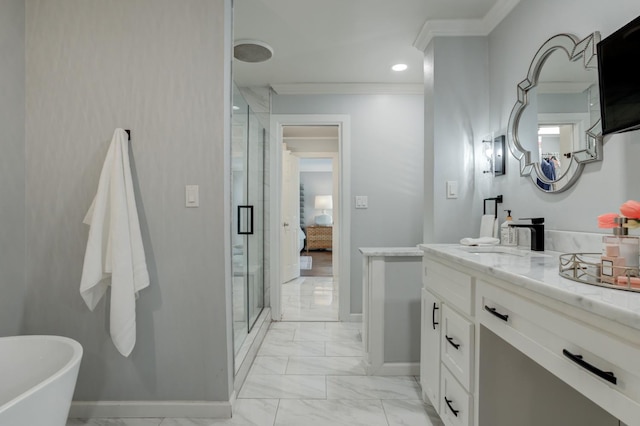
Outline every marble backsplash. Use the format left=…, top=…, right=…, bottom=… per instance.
left=544, top=230, right=609, bottom=253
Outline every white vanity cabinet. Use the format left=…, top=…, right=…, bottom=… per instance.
left=420, top=244, right=640, bottom=426
left=477, top=279, right=640, bottom=425
left=420, top=288, right=441, bottom=408
left=421, top=258, right=475, bottom=426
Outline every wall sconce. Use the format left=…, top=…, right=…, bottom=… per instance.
left=482, top=135, right=506, bottom=176
left=482, top=138, right=494, bottom=174
left=493, top=135, right=505, bottom=176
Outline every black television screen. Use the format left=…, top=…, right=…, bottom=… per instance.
left=597, top=15, right=640, bottom=135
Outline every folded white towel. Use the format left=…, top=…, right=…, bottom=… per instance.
left=460, top=237, right=500, bottom=246
left=80, top=128, right=149, bottom=357
left=479, top=215, right=496, bottom=238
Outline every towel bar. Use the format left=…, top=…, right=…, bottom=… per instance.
left=483, top=195, right=503, bottom=218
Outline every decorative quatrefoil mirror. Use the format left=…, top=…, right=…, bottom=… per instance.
left=507, top=32, right=603, bottom=193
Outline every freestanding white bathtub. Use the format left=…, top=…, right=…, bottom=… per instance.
left=0, top=335, right=83, bottom=426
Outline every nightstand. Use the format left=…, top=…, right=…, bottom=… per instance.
left=305, top=225, right=332, bottom=252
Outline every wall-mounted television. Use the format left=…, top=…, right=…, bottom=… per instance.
left=597, top=15, right=640, bottom=135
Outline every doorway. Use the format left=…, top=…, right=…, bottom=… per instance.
left=299, top=157, right=335, bottom=278
left=282, top=142, right=339, bottom=321
left=270, top=115, right=351, bottom=323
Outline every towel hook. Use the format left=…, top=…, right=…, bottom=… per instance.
left=125, top=129, right=131, bottom=141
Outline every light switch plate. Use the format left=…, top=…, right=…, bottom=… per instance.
left=446, top=181, right=458, bottom=199
left=185, top=185, right=199, bottom=207
left=355, top=195, right=368, bottom=209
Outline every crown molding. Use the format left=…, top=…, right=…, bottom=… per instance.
left=270, top=83, right=424, bottom=95
left=413, top=0, right=521, bottom=51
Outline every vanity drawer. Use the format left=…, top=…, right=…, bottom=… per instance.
left=477, top=280, right=640, bottom=425
left=441, top=304, right=474, bottom=391
left=440, top=365, right=473, bottom=426
left=424, top=259, right=474, bottom=316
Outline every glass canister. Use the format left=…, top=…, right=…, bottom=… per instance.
left=619, top=235, right=640, bottom=269
left=601, top=218, right=640, bottom=284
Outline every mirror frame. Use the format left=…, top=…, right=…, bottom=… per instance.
left=507, top=32, right=603, bottom=193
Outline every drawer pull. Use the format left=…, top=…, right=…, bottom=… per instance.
left=444, top=397, right=459, bottom=417
left=562, top=349, right=617, bottom=385
left=432, top=303, right=439, bottom=330
left=484, top=305, right=509, bottom=322
left=445, top=335, right=460, bottom=350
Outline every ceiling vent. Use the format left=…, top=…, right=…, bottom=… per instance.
left=234, top=40, right=273, bottom=63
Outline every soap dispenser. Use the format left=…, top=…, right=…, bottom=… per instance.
left=501, top=210, right=518, bottom=246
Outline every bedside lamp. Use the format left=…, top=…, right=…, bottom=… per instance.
left=314, top=195, right=333, bottom=226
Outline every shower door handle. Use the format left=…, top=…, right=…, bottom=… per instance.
left=238, top=205, right=254, bottom=235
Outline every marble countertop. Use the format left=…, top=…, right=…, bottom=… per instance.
left=359, top=247, right=424, bottom=257
left=420, top=244, right=640, bottom=331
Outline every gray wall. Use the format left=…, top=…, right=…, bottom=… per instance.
left=424, top=37, right=490, bottom=243
left=488, top=0, right=640, bottom=232
left=300, top=171, right=333, bottom=228
left=425, top=0, right=640, bottom=242
left=24, top=0, right=233, bottom=402
left=487, top=0, right=640, bottom=231
left=0, top=0, right=26, bottom=337
left=273, top=94, right=424, bottom=314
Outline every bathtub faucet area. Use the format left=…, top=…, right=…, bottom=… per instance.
left=0, top=335, right=83, bottom=426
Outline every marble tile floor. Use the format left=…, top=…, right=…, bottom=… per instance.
left=280, top=276, right=338, bottom=321
left=67, top=321, right=443, bottom=426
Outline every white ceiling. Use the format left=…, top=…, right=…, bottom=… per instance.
left=232, top=0, right=520, bottom=94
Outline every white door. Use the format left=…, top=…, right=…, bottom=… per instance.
left=281, top=148, right=300, bottom=283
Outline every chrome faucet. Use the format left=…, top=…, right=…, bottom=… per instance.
left=509, top=217, right=545, bottom=251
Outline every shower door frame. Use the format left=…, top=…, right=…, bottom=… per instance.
left=231, top=85, right=266, bottom=356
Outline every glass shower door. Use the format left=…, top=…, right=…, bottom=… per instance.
left=246, top=112, right=265, bottom=329
left=231, top=84, right=265, bottom=356
left=232, top=84, right=249, bottom=355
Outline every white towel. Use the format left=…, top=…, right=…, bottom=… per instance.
left=479, top=215, right=496, bottom=238
left=460, top=237, right=500, bottom=246
left=80, top=128, right=149, bottom=357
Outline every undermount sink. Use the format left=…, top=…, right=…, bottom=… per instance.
left=456, top=245, right=550, bottom=257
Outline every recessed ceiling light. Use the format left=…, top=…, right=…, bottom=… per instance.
left=392, top=63, right=408, bottom=72
left=234, top=40, right=274, bottom=63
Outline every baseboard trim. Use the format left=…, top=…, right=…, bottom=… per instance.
left=373, top=362, right=420, bottom=376
left=349, top=313, right=363, bottom=323
left=68, top=400, right=232, bottom=419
